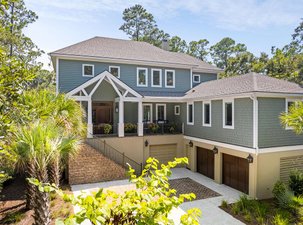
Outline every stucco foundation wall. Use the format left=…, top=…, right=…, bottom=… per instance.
left=98, top=134, right=185, bottom=164
left=256, top=149, right=303, bottom=199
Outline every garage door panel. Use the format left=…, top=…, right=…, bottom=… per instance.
left=197, top=147, right=214, bottom=179
left=223, top=154, right=249, bottom=194
left=150, top=144, right=177, bottom=165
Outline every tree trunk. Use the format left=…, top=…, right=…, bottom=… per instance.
left=33, top=168, right=51, bottom=225
left=48, top=156, right=60, bottom=187
left=25, top=162, right=36, bottom=210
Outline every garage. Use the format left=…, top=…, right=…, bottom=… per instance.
left=223, top=154, right=249, bottom=194
left=150, top=144, right=177, bottom=165
left=197, top=147, right=214, bottom=179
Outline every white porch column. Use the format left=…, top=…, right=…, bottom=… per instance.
left=118, top=99, right=124, bottom=137
left=87, top=99, right=93, bottom=138
left=137, top=101, right=143, bottom=136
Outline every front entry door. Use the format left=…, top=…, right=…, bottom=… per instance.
left=92, top=102, right=113, bottom=128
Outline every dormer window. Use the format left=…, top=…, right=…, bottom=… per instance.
left=109, top=66, right=120, bottom=78
left=82, top=64, right=94, bottom=77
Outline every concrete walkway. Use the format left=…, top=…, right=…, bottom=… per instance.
left=71, top=168, right=244, bottom=225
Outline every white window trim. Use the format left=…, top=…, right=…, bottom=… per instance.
left=174, top=105, right=180, bottom=115
left=223, top=99, right=234, bottom=129
left=187, top=102, right=194, bottom=125
left=193, top=74, right=201, bottom=83
left=137, top=67, right=148, bottom=87
left=143, top=103, right=153, bottom=123
left=202, top=101, right=211, bottom=127
left=165, top=69, right=175, bottom=88
left=285, top=98, right=300, bottom=130
left=151, top=68, right=162, bottom=87
left=82, top=64, right=94, bottom=77
left=109, top=66, right=120, bottom=78
left=156, top=104, right=166, bottom=121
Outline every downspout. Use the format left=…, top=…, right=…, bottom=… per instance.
left=190, top=68, right=193, bottom=89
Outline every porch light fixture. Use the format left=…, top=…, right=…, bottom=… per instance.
left=212, top=146, right=218, bottom=154
left=246, top=154, right=253, bottom=163
left=189, top=140, right=193, bottom=147
left=115, top=105, right=119, bottom=113
left=145, top=140, right=149, bottom=147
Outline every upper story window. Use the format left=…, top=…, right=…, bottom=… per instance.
left=285, top=99, right=298, bottom=130
left=174, top=105, right=180, bottom=115
left=109, top=66, right=120, bottom=78
left=223, top=99, right=234, bottom=129
left=156, top=104, right=166, bottom=121
left=151, top=69, right=162, bottom=87
left=137, top=68, right=148, bottom=87
left=165, top=70, right=175, bottom=88
left=193, top=74, right=200, bottom=83
left=203, top=101, right=211, bottom=127
left=82, top=64, right=94, bottom=77
left=187, top=102, right=194, bottom=125
left=143, top=104, right=152, bottom=123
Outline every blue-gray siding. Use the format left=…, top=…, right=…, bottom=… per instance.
left=192, top=73, right=217, bottom=87
left=258, top=98, right=303, bottom=148
left=183, top=98, right=254, bottom=148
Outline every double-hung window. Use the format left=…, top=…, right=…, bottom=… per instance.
left=151, top=69, right=162, bottom=87
left=202, top=101, right=211, bottom=127
left=165, top=70, right=175, bottom=88
left=187, top=102, right=194, bottom=125
left=156, top=104, right=166, bottom=121
left=109, top=66, right=120, bottom=78
left=82, top=64, right=94, bottom=77
left=223, top=99, right=234, bottom=129
left=143, top=104, right=152, bottom=123
left=137, top=68, right=148, bottom=87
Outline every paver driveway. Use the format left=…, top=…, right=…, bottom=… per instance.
left=71, top=168, right=244, bottom=225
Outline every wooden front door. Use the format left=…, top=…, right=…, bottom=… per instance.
left=223, top=154, right=249, bottom=194
left=197, top=147, right=214, bottom=179
left=92, top=102, right=113, bottom=124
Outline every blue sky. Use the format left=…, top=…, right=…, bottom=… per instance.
left=24, top=0, right=303, bottom=70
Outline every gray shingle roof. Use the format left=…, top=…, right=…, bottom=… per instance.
left=184, top=72, right=303, bottom=99
left=50, top=36, right=221, bottom=72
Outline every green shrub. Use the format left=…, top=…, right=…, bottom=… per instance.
left=254, top=201, right=269, bottom=221
left=289, top=169, right=303, bottom=196
left=2, top=211, right=25, bottom=224
left=273, top=180, right=288, bottom=200
left=237, top=195, right=251, bottom=211
left=272, top=213, right=290, bottom=225
left=102, top=124, right=112, bottom=134
left=243, top=210, right=252, bottom=222
left=277, top=189, right=295, bottom=210
left=148, top=123, right=159, bottom=133
left=231, top=203, right=241, bottom=215
left=221, top=199, right=228, bottom=209
left=124, top=123, right=137, bottom=133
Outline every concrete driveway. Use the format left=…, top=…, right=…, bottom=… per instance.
left=71, top=168, right=244, bottom=225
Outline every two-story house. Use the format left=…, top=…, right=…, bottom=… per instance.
left=50, top=37, right=303, bottom=199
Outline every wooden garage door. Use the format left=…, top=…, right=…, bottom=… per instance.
left=223, top=154, right=249, bottom=194
left=150, top=144, right=177, bottom=165
left=197, top=147, right=214, bottom=179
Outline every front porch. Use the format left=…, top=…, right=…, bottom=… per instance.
left=67, top=71, right=184, bottom=138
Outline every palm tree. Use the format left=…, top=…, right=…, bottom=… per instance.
left=12, top=120, right=81, bottom=225
left=19, top=89, right=86, bottom=186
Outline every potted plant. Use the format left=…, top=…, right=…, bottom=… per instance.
left=124, top=123, right=137, bottom=133
left=148, top=123, right=159, bottom=133
left=102, top=124, right=112, bottom=134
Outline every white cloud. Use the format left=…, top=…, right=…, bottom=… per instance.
left=25, top=0, right=303, bottom=29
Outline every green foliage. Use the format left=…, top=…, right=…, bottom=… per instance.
left=289, top=169, right=303, bottom=196
left=119, top=4, right=156, bottom=41
left=273, top=180, right=288, bottom=199
left=124, top=123, right=137, bottom=133
left=29, top=157, right=201, bottom=225
left=101, top=124, right=112, bottom=134
left=280, top=101, right=303, bottom=135
left=272, top=213, right=290, bottom=225
left=1, top=210, right=26, bottom=224
left=220, top=199, right=228, bottom=209
left=169, top=36, right=188, bottom=53
left=148, top=123, right=159, bottom=133
left=187, top=39, right=209, bottom=61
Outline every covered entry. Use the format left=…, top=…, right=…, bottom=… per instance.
left=196, top=147, right=214, bottom=179
left=223, top=154, right=249, bottom=194
left=150, top=144, right=177, bottom=165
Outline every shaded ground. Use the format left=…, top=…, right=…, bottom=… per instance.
left=169, top=177, right=221, bottom=201
left=0, top=176, right=73, bottom=224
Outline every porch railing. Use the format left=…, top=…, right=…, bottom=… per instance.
left=143, top=121, right=183, bottom=135
left=86, top=138, right=143, bottom=176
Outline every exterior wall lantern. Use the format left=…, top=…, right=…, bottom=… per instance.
left=145, top=140, right=149, bottom=147
left=247, top=154, right=253, bottom=163
left=189, top=140, right=193, bottom=147
left=212, top=146, right=218, bottom=154
left=115, top=105, right=119, bottom=113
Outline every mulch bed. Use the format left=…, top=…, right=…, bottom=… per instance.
left=169, top=177, right=221, bottom=201
left=0, top=176, right=73, bottom=225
